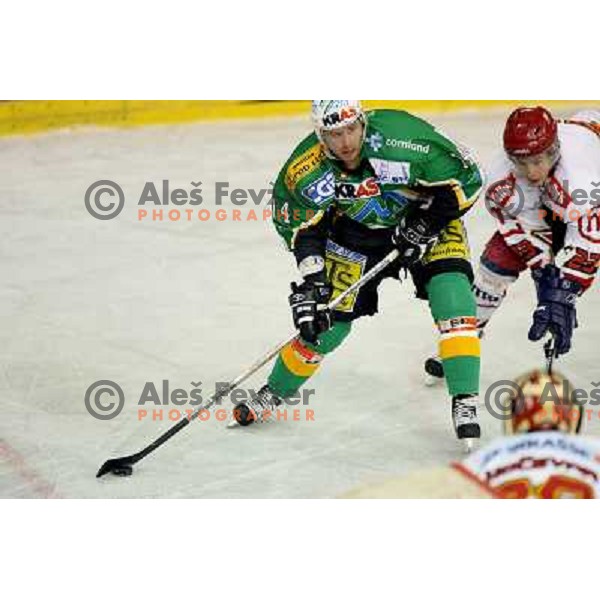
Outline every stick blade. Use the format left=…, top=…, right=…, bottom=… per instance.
left=96, top=456, right=135, bottom=478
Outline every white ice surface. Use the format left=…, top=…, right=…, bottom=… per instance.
left=1, top=108, right=599, bottom=498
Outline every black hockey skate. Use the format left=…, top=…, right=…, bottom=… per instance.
left=452, top=394, right=480, bottom=452
left=229, top=384, right=283, bottom=427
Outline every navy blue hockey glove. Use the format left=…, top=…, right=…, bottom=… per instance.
left=289, top=273, right=332, bottom=345
left=528, top=265, right=580, bottom=357
left=392, top=212, right=439, bottom=266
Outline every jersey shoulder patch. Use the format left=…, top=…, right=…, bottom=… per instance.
left=283, top=133, right=327, bottom=191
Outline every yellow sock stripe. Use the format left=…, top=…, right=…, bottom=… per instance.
left=439, top=336, right=481, bottom=360
left=280, top=342, right=322, bottom=377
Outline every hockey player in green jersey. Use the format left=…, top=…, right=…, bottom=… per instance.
left=232, top=101, right=485, bottom=445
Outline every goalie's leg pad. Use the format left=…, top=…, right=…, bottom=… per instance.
left=427, top=272, right=480, bottom=397
left=267, top=320, right=352, bottom=398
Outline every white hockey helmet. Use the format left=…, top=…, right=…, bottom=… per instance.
left=311, top=100, right=366, bottom=147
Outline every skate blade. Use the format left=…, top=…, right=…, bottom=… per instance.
left=462, top=438, right=477, bottom=454
left=226, top=418, right=241, bottom=429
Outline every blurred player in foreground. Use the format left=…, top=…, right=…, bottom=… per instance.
left=345, top=368, right=600, bottom=498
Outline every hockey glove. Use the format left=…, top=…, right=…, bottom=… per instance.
left=289, top=273, right=332, bottom=345
left=392, top=212, right=439, bottom=266
left=528, top=265, right=580, bottom=357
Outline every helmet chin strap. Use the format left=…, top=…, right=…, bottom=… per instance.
left=550, top=140, right=562, bottom=169
left=318, top=136, right=338, bottom=160
left=542, top=141, right=562, bottom=183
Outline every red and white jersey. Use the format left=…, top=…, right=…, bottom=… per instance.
left=456, top=431, right=600, bottom=499
left=485, top=110, right=600, bottom=290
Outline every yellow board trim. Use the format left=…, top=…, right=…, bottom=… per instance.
left=439, top=336, right=481, bottom=360
left=0, top=100, right=595, bottom=138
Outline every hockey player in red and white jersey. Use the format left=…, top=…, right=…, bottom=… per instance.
left=455, top=368, right=600, bottom=499
left=425, top=106, right=600, bottom=382
left=476, top=106, right=600, bottom=351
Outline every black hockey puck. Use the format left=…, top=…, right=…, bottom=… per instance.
left=233, top=404, right=256, bottom=426
left=424, top=357, right=444, bottom=378
left=112, top=465, right=133, bottom=477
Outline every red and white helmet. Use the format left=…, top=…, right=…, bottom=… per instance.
left=503, top=106, right=559, bottom=157
left=503, top=369, right=583, bottom=436
left=311, top=100, right=366, bottom=141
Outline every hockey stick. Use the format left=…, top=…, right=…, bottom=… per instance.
left=96, top=248, right=400, bottom=478
left=544, top=334, right=556, bottom=376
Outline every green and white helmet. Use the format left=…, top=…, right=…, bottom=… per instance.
left=311, top=100, right=366, bottom=146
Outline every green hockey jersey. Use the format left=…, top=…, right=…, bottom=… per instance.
left=272, top=109, right=485, bottom=250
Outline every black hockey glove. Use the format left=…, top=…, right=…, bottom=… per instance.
left=289, top=272, right=332, bottom=345
left=392, top=211, right=439, bottom=266
left=528, top=265, right=580, bottom=357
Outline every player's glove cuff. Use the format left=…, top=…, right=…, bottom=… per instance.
left=392, top=212, right=439, bottom=266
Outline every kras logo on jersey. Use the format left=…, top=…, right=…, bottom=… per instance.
left=335, top=177, right=381, bottom=200
left=301, top=170, right=335, bottom=205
